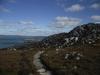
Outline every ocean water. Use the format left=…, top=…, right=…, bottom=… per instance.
left=0, top=35, right=45, bottom=48
left=0, top=35, right=25, bottom=48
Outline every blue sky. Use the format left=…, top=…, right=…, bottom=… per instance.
left=0, top=0, right=100, bottom=36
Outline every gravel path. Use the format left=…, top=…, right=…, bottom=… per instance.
left=33, top=51, right=52, bottom=75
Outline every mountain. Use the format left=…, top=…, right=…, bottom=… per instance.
left=41, top=23, right=100, bottom=48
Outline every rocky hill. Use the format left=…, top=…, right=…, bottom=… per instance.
left=41, top=23, right=100, bottom=48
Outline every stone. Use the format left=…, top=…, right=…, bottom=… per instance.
left=65, top=54, right=69, bottom=59
left=73, top=66, right=78, bottom=70
left=37, top=68, right=46, bottom=73
left=76, top=56, right=80, bottom=60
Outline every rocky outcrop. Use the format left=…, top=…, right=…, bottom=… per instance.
left=41, top=23, right=100, bottom=48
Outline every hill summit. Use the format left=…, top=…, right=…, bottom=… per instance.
left=41, top=23, right=100, bottom=48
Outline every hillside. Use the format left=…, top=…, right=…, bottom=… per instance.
left=0, top=23, right=100, bottom=75
left=41, top=23, right=100, bottom=48
left=41, top=44, right=100, bottom=75
left=40, top=23, right=100, bottom=75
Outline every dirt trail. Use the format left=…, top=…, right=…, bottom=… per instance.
left=33, top=51, right=52, bottom=75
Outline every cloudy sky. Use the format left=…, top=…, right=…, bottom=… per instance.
left=0, top=0, right=100, bottom=36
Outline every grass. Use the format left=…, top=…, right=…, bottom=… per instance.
left=41, top=45, right=100, bottom=75
left=0, top=42, right=100, bottom=75
left=0, top=48, right=40, bottom=75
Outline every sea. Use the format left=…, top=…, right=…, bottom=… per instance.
left=0, top=35, right=44, bottom=48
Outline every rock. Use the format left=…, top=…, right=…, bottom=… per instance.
left=37, top=68, right=46, bottom=73
left=75, top=37, right=78, bottom=42
left=56, top=48, right=59, bottom=51
left=73, top=66, right=78, bottom=70
left=13, top=48, right=17, bottom=51
left=76, top=56, right=80, bottom=60
left=72, top=51, right=77, bottom=56
left=65, top=38, right=69, bottom=43
left=44, top=54, right=48, bottom=56
left=65, top=54, right=69, bottom=59
left=40, top=23, right=100, bottom=48
left=77, top=53, right=83, bottom=57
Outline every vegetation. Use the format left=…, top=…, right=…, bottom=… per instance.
left=41, top=44, right=100, bottom=75
left=0, top=23, right=100, bottom=75
left=0, top=48, right=40, bottom=75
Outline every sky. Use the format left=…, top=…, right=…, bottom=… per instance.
left=0, top=0, right=100, bottom=36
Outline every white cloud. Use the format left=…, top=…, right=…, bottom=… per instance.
left=0, top=6, right=10, bottom=13
left=65, top=4, right=85, bottom=12
left=0, top=20, right=51, bottom=36
left=50, top=16, right=81, bottom=28
left=91, top=3, right=100, bottom=9
left=95, top=22, right=100, bottom=23
left=91, top=15, right=100, bottom=21
left=19, top=20, right=34, bottom=25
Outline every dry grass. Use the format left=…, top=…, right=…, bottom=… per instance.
left=0, top=48, right=40, bottom=75
left=0, top=43, right=100, bottom=75
left=41, top=45, right=100, bottom=75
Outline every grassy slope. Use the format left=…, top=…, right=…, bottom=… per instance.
left=0, top=48, right=40, bottom=75
left=41, top=44, right=100, bottom=75
left=0, top=42, right=100, bottom=75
